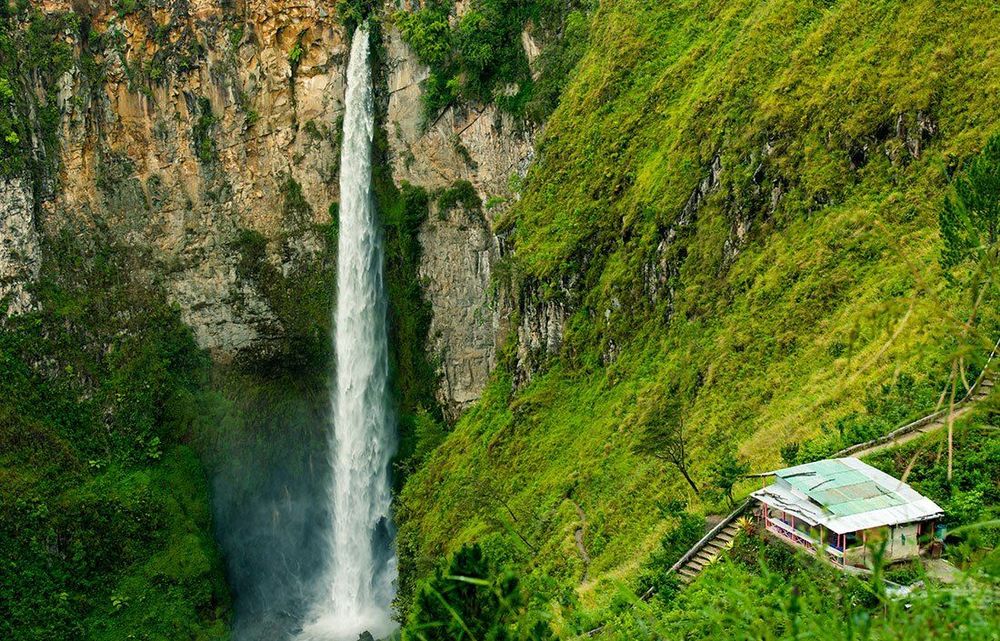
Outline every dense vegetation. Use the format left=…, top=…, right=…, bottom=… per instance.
left=395, top=0, right=1000, bottom=634
left=0, top=231, right=231, bottom=640
left=396, top=0, right=594, bottom=122
left=0, top=4, right=74, bottom=179
left=600, top=524, right=1000, bottom=641
left=5, top=0, right=1000, bottom=639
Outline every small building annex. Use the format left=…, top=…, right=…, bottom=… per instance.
left=751, top=457, right=944, bottom=567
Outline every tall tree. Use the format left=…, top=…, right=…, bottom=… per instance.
left=634, top=394, right=700, bottom=494
left=709, top=447, right=750, bottom=508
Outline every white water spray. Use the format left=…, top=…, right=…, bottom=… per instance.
left=298, top=25, right=397, bottom=641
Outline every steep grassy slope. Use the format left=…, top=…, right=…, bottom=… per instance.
left=396, top=0, right=1000, bottom=619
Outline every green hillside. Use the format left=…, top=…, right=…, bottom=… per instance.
left=395, top=0, right=1000, bottom=626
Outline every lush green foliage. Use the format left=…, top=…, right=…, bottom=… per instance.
left=397, top=0, right=1000, bottom=630
left=623, top=536, right=1000, bottom=641
left=401, top=544, right=555, bottom=641
left=0, top=7, right=74, bottom=178
left=396, top=0, right=593, bottom=121
left=0, top=231, right=230, bottom=640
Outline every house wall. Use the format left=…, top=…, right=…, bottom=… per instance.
left=888, top=523, right=919, bottom=561
left=844, top=544, right=868, bottom=567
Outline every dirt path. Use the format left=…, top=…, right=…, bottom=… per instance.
left=849, top=401, right=979, bottom=459
left=572, top=501, right=591, bottom=583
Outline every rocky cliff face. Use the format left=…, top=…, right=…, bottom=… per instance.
left=0, top=176, right=41, bottom=316
left=18, top=0, right=345, bottom=359
left=8, top=0, right=557, bottom=417
left=384, top=23, right=549, bottom=416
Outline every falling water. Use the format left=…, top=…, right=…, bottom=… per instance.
left=298, top=25, right=397, bottom=641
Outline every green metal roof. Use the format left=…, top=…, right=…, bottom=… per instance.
left=775, top=459, right=905, bottom=517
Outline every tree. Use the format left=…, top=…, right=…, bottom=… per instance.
left=634, top=395, right=700, bottom=494
left=709, top=448, right=750, bottom=508
left=780, top=441, right=800, bottom=466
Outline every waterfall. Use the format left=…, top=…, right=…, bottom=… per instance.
left=298, top=24, right=397, bottom=641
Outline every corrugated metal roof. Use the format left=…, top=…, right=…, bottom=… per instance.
left=752, top=457, right=943, bottom=534
left=777, top=459, right=907, bottom=517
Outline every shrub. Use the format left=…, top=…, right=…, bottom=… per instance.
left=397, top=6, right=452, bottom=67
left=438, top=179, right=482, bottom=214
left=192, top=97, right=217, bottom=164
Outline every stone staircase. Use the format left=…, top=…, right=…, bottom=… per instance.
left=669, top=500, right=751, bottom=584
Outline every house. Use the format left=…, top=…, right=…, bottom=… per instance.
left=751, top=457, right=944, bottom=568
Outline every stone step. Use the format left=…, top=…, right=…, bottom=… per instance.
left=694, top=551, right=715, bottom=564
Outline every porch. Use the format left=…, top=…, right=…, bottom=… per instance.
left=760, top=504, right=848, bottom=565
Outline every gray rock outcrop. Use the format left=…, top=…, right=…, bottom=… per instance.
left=0, top=176, right=41, bottom=316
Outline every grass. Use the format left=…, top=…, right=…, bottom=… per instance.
left=396, top=0, right=1000, bottom=624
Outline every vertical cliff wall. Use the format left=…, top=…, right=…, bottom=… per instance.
left=382, top=15, right=557, bottom=418
left=0, top=176, right=40, bottom=315
left=3, top=0, right=342, bottom=364
left=5, top=0, right=558, bottom=420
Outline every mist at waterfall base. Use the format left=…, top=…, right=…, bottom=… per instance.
left=209, top=26, right=397, bottom=641
left=210, top=396, right=333, bottom=641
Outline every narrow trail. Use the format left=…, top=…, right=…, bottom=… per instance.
left=841, top=378, right=993, bottom=459
left=839, top=338, right=999, bottom=459
left=572, top=501, right=591, bottom=584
